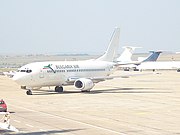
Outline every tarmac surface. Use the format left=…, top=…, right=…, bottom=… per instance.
left=0, top=70, right=180, bottom=135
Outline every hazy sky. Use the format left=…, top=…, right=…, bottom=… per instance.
left=0, top=0, right=180, bottom=55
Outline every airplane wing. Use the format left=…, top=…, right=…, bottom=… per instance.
left=66, top=73, right=152, bottom=84
left=115, top=61, right=141, bottom=66
left=91, top=72, right=152, bottom=82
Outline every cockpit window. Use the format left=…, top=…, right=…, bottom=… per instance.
left=26, top=70, right=32, bottom=73
left=17, top=70, right=32, bottom=73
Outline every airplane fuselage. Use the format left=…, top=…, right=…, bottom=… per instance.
left=13, top=60, right=115, bottom=88
left=136, top=61, right=180, bottom=70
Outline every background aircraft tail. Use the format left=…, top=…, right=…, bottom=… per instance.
left=116, top=46, right=141, bottom=62
left=140, top=51, right=162, bottom=62
left=96, top=27, right=120, bottom=62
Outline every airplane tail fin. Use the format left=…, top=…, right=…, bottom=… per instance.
left=96, top=28, right=120, bottom=62
left=116, top=46, right=141, bottom=62
left=141, top=51, right=162, bottom=62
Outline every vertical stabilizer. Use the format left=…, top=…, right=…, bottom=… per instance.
left=116, top=46, right=140, bottom=62
left=141, top=51, right=162, bottom=62
left=96, top=28, right=120, bottom=62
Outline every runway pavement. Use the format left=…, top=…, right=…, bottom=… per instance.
left=0, top=70, right=180, bottom=135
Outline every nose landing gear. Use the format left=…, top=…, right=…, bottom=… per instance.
left=26, top=90, right=32, bottom=95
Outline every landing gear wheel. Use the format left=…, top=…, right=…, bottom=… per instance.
left=134, top=68, right=139, bottom=71
left=55, top=86, right=63, bottom=93
left=26, top=90, right=32, bottom=95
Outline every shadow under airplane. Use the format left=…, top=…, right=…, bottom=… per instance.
left=29, top=87, right=171, bottom=96
left=0, top=128, right=84, bottom=135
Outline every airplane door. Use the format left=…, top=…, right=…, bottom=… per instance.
left=39, top=69, right=44, bottom=78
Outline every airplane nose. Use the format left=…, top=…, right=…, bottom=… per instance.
left=12, top=75, right=24, bottom=84
left=12, top=75, right=19, bottom=82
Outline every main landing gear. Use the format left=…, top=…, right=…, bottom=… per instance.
left=55, top=86, right=64, bottom=93
left=26, top=90, right=32, bottom=95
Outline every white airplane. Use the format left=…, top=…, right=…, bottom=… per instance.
left=125, top=51, right=180, bottom=71
left=13, top=28, right=128, bottom=95
left=119, top=51, right=162, bottom=71
left=136, top=61, right=180, bottom=71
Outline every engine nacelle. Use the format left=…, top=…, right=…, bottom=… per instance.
left=74, top=78, right=94, bottom=91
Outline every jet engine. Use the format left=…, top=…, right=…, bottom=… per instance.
left=74, top=78, right=94, bottom=91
